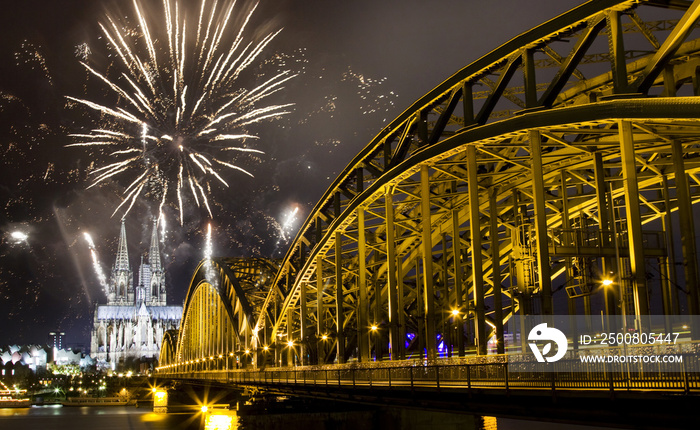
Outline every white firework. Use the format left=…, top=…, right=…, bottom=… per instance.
left=204, top=223, right=217, bottom=287
left=68, top=0, right=295, bottom=224
left=84, top=232, right=109, bottom=293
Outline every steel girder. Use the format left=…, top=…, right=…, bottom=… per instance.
left=246, top=0, right=700, bottom=365
left=158, top=0, right=700, bottom=370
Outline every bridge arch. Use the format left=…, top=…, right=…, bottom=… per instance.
left=158, top=258, right=277, bottom=372
left=158, top=330, right=179, bottom=366
left=160, top=0, right=700, bottom=371
left=249, top=0, right=700, bottom=366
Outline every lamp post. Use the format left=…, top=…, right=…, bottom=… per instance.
left=602, top=278, right=615, bottom=333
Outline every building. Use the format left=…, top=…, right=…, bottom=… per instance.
left=90, top=219, right=182, bottom=371
left=48, top=331, right=64, bottom=351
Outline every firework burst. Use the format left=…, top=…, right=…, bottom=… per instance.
left=68, top=0, right=295, bottom=224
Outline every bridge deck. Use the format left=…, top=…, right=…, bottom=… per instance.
left=159, top=358, right=700, bottom=393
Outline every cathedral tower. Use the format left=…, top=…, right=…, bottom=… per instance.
left=148, top=218, right=166, bottom=305
left=109, top=219, right=133, bottom=304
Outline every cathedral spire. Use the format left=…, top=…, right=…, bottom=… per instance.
left=114, top=218, right=130, bottom=272
left=110, top=218, right=133, bottom=304
left=149, top=217, right=162, bottom=273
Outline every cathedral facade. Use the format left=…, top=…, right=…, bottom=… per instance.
left=90, top=219, right=182, bottom=371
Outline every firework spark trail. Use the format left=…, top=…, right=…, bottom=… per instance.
left=68, top=0, right=295, bottom=224
left=159, top=211, right=167, bottom=243
left=203, top=223, right=217, bottom=286
left=83, top=232, right=109, bottom=293
left=280, top=206, right=299, bottom=241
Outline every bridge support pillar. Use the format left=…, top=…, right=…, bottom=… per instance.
left=335, top=232, right=346, bottom=363
left=594, top=153, right=616, bottom=323
left=561, top=171, right=579, bottom=351
left=385, top=189, right=401, bottom=360
left=467, top=146, right=486, bottom=355
left=317, top=256, right=325, bottom=365
left=661, top=175, right=680, bottom=315
left=451, top=208, right=465, bottom=357
left=287, top=307, right=295, bottom=366
left=529, top=130, right=553, bottom=316
left=489, top=188, right=504, bottom=354
left=672, top=139, right=700, bottom=337
left=618, top=120, right=649, bottom=331
left=420, top=165, right=437, bottom=360
left=300, top=278, right=308, bottom=366
left=357, top=208, right=371, bottom=362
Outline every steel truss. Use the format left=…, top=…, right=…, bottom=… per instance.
left=160, top=0, right=700, bottom=371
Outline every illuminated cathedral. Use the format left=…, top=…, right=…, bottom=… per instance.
left=90, top=219, right=182, bottom=371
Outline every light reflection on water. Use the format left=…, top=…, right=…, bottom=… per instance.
left=0, top=405, right=620, bottom=430
left=0, top=406, right=205, bottom=429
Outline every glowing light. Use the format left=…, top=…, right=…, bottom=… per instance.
left=10, top=231, right=28, bottom=242
left=370, top=325, right=378, bottom=331
left=602, top=279, right=613, bottom=286
left=200, top=405, right=209, bottom=413
left=287, top=340, right=294, bottom=347
left=451, top=309, right=460, bottom=316
left=244, top=349, right=250, bottom=354
left=321, top=334, right=328, bottom=340
left=204, top=412, right=235, bottom=430
left=68, top=0, right=295, bottom=223
left=263, top=345, right=269, bottom=351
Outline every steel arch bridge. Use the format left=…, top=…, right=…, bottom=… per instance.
left=159, top=0, right=700, bottom=402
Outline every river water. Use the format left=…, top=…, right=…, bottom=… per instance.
left=0, top=405, right=618, bottom=430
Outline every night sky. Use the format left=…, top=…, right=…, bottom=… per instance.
left=0, top=0, right=582, bottom=349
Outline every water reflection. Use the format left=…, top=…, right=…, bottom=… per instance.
left=0, top=405, right=619, bottom=429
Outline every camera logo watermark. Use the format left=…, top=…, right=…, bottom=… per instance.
left=528, top=323, right=567, bottom=363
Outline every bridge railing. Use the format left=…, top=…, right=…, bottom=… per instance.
left=160, top=354, right=700, bottom=394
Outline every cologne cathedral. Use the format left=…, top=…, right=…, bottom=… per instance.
left=90, top=219, right=182, bottom=371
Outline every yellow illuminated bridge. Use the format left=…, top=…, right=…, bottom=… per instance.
left=157, top=1, right=700, bottom=426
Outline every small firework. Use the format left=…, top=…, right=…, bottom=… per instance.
left=74, top=43, right=92, bottom=60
